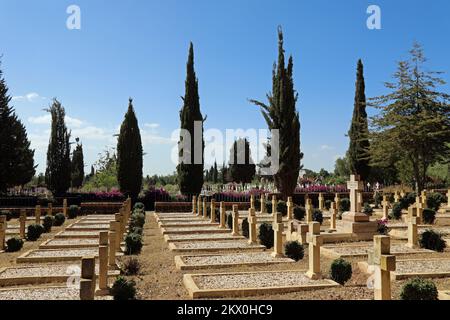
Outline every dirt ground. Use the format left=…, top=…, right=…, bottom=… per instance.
left=130, top=213, right=450, bottom=300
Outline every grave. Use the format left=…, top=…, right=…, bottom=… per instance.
left=0, top=286, right=112, bottom=300
left=168, top=240, right=265, bottom=253
left=39, top=238, right=99, bottom=249
left=164, top=233, right=245, bottom=243
left=17, top=248, right=101, bottom=263
left=161, top=226, right=230, bottom=235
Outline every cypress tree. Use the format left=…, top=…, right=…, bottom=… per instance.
left=348, top=59, right=371, bottom=181
left=71, top=138, right=85, bottom=189
left=0, top=65, right=36, bottom=192
left=228, top=138, right=256, bottom=185
left=250, top=27, right=303, bottom=199
left=45, top=99, right=71, bottom=196
left=213, top=161, right=218, bottom=184
left=117, top=98, right=143, bottom=200
left=177, top=43, right=205, bottom=195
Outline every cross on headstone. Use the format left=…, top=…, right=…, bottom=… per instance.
left=260, top=194, right=266, bottom=214
left=415, top=197, right=424, bottom=224
left=371, top=236, right=396, bottom=300
left=318, top=193, right=324, bottom=211
left=272, top=213, right=284, bottom=258
left=347, top=175, right=364, bottom=213
left=421, top=191, right=427, bottom=206
left=394, top=192, right=400, bottom=203
left=306, top=222, right=322, bottom=280
left=192, top=196, right=197, bottom=215
left=210, top=200, right=216, bottom=223
left=305, top=199, right=313, bottom=223
left=219, top=202, right=226, bottom=229
left=334, top=193, right=341, bottom=211
left=231, top=205, right=240, bottom=236
left=330, top=202, right=337, bottom=230
left=407, top=216, right=418, bottom=249
left=114, top=214, right=122, bottom=253
left=287, top=197, right=293, bottom=220
left=381, top=196, right=389, bottom=220
left=250, top=195, right=255, bottom=210
left=248, top=208, right=257, bottom=245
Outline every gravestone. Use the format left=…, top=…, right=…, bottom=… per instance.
left=197, top=196, right=202, bottom=217
left=80, top=256, right=96, bottom=300
left=63, top=199, right=68, bottom=217
left=415, top=197, right=424, bottom=224
left=248, top=208, right=257, bottom=245
left=407, top=216, right=418, bottom=249
left=192, top=196, right=197, bottom=215
left=203, top=198, right=207, bottom=219
left=272, top=195, right=277, bottom=215
left=420, top=191, right=427, bottom=206
left=306, top=222, right=322, bottom=280
left=35, top=205, right=41, bottom=224
left=339, top=175, right=377, bottom=240
left=334, top=193, right=341, bottom=212
left=305, top=199, right=313, bottom=223
left=260, top=194, right=266, bottom=214
left=114, top=217, right=121, bottom=253
left=370, top=236, right=396, bottom=300
left=318, top=193, right=324, bottom=211
left=287, top=197, right=293, bottom=220
left=48, top=203, right=53, bottom=216
left=108, top=222, right=117, bottom=267
left=210, top=200, right=216, bottom=223
left=0, top=216, right=6, bottom=251
left=330, top=202, right=337, bottom=230
left=250, top=195, right=255, bottom=210
left=272, top=213, right=284, bottom=258
left=381, top=196, right=389, bottom=220
left=219, top=202, right=226, bottom=229
left=19, top=210, right=26, bottom=239
left=394, top=192, right=400, bottom=203
left=231, top=205, right=240, bottom=236
left=98, top=231, right=109, bottom=293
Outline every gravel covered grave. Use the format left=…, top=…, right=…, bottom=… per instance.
left=0, top=264, right=101, bottom=279
left=164, top=226, right=222, bottom=231
left=167, top=234, right=239, bottom=241
left=0, top=287, right=112, bottom=300
left=323, top=244, right=430, bottom=256
left=193, top=271, right=331, bottom=290
left=395, top=259, right=450, bottom=274
left=182, top=252, right=294, bottom=265
left=57, top=231, right=100, bottom=236
left=173, top=241, right=264, bottom=250
left=26, top=248, right=98, bottom=258
left=44, top=239, right=99, bottom=246
left=161, top=221, right=216, bottom=226
left=69, top=224, right=110, bottom=229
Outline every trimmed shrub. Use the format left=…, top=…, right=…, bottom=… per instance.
left=325, top=200, right=332, bottom=210
left=42, top=215, right=55, bottom=233
left=121, top=256, right=141, bottom=276
left=241, top=218, right=249, bottom=238
left=427, top=193, right=446, bottom=212
left=258, top=223, right=274, bottom=249
left=284, top=241, right=304, bottom=261
left=130, top=212, right=145, bottom=229
left=226, top=213, right=233, bottom=230
left=27, top=224, right=44, bottom=241
left=125, top=233, right=143, bottom=255
left=420, top=230, right=446, bottom=252
left=6, top=237, right=24, bottom=252
left=389, top=203, right=403, bottom=220
left=265, top=202, right=273, bottom=214
left=129, top=226, right=143, bottom=235
left=363, top=203, right=373, bottom=216
left=339, top=198, right=350, bottom=213
left=422, top=208, right=436, bottom=225
left=1, top=210, right=12, bottom=221
left=54, top=213, right=66, bottom=226
left=293, top=206, right=305, bottom=221
left=68, top=205, right=79, bottom=219
left=400, top=278, right=438, bottom=300
left=313, top=209, right=324, bottom=225
left=377, top=220, right=389, bottom=235
left=111, top=276, right=137, bottom=300
left=330, top=258, right=352, bottom=285
left=400, top=192, right=417, bottom=210
left=133, top=202, right=145, bottom=211
left=277, top=201, right=287, bottom=216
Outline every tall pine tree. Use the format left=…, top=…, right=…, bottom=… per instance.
left=117, top=98, right=143, bottom=200
left=45, top=99, right=71, bottom=196
left=213, top=161, right=218, bottom=184
left=228, top=138, right=256, bottom=185
left=71, top=138, right=85, bottom=189
left=348, top=59, right=371, bottom=181
left=177, top=43, right=205, bottom=195
left=0, top=64, right=35, bottom=193
left=250, top=27, right=302, bottom=199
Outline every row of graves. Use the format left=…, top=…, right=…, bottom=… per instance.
left=155, top=175, right=450, bottom=300
left=0, top=199, right=133, bottom=300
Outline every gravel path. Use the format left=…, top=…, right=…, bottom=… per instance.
left=173, top=241, right=263, bottom=250
left=194, top=271, right=331, bottom=290
left=396, top=259, right=450, bottom=274
left=183, top=253, right=293, bottom=265
left=27, top=248, right=98, bottom=258
left=0, top=287, right=112, bottom=300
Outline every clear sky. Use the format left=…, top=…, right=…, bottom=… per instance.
left=1, top=0, right=449, bottom=176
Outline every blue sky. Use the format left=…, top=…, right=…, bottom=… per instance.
left=1, top=0, right=449, bottom=175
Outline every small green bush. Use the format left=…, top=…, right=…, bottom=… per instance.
left=325, top=200, right=332, bottom=210
left=422, top=208, right=436, bottom=225
left=42, top=215, right=55, bottom=233
left=313, top=209, right=324, bottom=225
left=129, top=226, right=143, bottom=235
left=1, top=210, right=12, bottom=221
left=330, top=258, right=353, bottom=285
left=68, top=205, right=79, bottom=219
left=363, top=203, right=373, bottom=216
left=400, top=192, right=417, bottom=210
left=130, top=212, right=145, bottom=229
left=226, top=213, right=233, bottom=230
left=241, top=218, right=249, bottom=238
left=125, top=233, right=143, bottom=255
left=133, top=202, right=145, bottom=211
left=427, top=193, right=446, bottom=212
left=293, top=206, right=305, bottom=221
left=400, top=278, right=438, bottom=300
left=27, top=224, right=44, bottom=241
left=121, top=256, right=141, bottom=276
left=339, top=198, right=350, bottom=213
left=111, top=276, right=137, bottom=300
left=284, top=241, right=304, bottom=261
left=389, top=203, right=403, bottom=220
left=258, top=223, right=274, bottom=249
left=420, top=230, right=446, bottom=252
left=53, top=213, right=66, bottom=226
left=6, top=237, right=24, bottom=252
left=253, top=199, right=261, bottom=211
left=265, top=202, right=273, bottom=214
left=277, top=201, right=287, bottom=216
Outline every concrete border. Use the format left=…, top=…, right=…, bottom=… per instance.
left=164, top=234, right=243, bottom=243
left=39, top=239, right=99, bottom=249
left=321, top=244, right=434, bottom=259
left=183, top=270, right=340, bottom=299
left=168, top=242, right=266, bottom=253
left=16, top=249, right=101, bottom=264
left=54, top=231, right=101, bottom=239
left=159, top=222, right=220, bottom=228
left=439, top=291, right=450, bottom=300
left=161, top=228, right=230, bottom=235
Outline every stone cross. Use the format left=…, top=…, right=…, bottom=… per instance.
left=98, top=231, right=109, bottom=292
left=108, top=222, right=117, bottom=267
left=114, top=214, right=122, bottom=253
left=203, top=198, right=207, bottom=219
left=0, top=216, right=6, bottom=251
left=219, top=202, right=226, bottom=229
left=306, top=222, right=322, bottom=280
left=80, top=256, right=96, bottom=300
left=420, top=191, right=427, bottom=206
left=447, top=189, right=450, bottom=209
left=210, top=199, right=216, bottom=223
left=400, top=190, right=406, bottom=198
left=347, top=175, right=364, bottom=213
left=287, top=197, right=294, bottom=220
left=305, top=199, right=313, bottom=223
left=330, top=202, right=337, bottom=230
left=371, top=236, right=396, bottom=300
left=318, top=193, right=324, bottom=211
left=63, top=199, right=68, bottom=217
left=381, top=196, right=389, bottom=220
left=197, top=196, right=202, bottom=217
left=19, top=209, right=26, bottom=239
left=415, top=197, right=424, bottom=224
left=248, top=208, right=257, bottom=245
left=260, top=194, right=266, bottom=214
left=272, top=195, right=277, bottom=215
left=334, top=193, right=341, bottom=211
left=48, top=203, right=53, bottom=216
left=231, top=205, right=240, bottom=236
left=192, top=196, right=197, bottom=215
left=250, top=194, right=255, bottom=210
left=394, top=192, right=400, bottom=203
left=35, top=205, right=41, bottom=224
left=272, top=213, right=284, bottom=258
left=407, top=216, right=418, bottom=249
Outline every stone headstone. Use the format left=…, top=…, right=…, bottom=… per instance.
left=407, top=216, right=418, bottom=249
left=219, top=202, right=226, bottom=229
left=287, top=197, right=293, bottom=220
left=248, top=208, right=257, bottom=245
left=0, top=216, right=6, bottom=251
left=272, top=195, right=277, bottom=215
left=330, top=202, right=337, bottom=230
left=210, top=200, right=216, bottom=223
left=108, top=222, right=117, bottom=267
left=271, top=213, right=284, bottom=258
left=306, top=222, right=322, bottom=280
left=98, top=231, right=109, bottom=291
left=63, top=199, right=68, bottom=217
left=80, top=256, right=96, bottom=300
left=260, top=194, right=266, bottom=214
left=202, top=198, right=207, bottom=219
left=192, top=196, right=197, bottom=215
left=305, top=199, right=313, bottom=223
left=371, top=236, right=396, bottom=300
left=381, top=196, right=389, bottom=220
left=19, top=210, right=26, bottom=239
left=231, top=205, right=239, bottom=236
left=318, top=193, right=324, bottom=211
left=35, top=205, right=41, bottom=224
